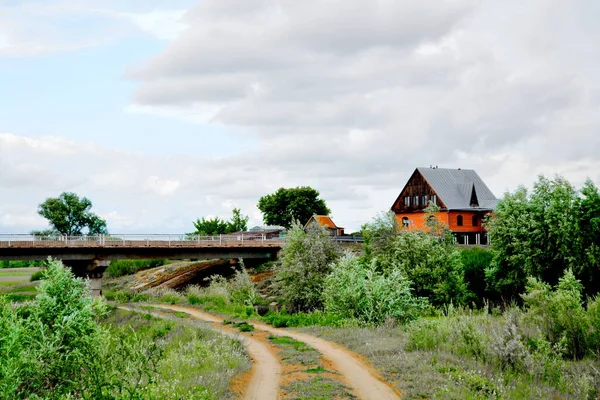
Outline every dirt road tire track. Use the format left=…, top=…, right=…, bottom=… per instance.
left=151, top=304, right=400, bottom=400
left=118, top=305, right=280, bottom=400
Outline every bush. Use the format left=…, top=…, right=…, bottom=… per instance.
left=0, top=258, right=164, bottom=398
left=274, top=221, right=341, bottom=312
left=323, top=253, right=427, bottom=325
left=522, top=269, right=591, bottom=359
left=29, top=270, right=45, bottom=282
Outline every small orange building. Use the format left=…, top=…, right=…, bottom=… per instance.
left=305, top=215, right=345, bottom=237
left=391, top=167, right=498, bottom=245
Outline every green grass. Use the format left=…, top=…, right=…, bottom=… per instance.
left=261, top=310, right=352, bottom=328
left=102, top=309, right=251, bottom=399
left=8, top=284, right=37, bottom=293
left=0, top=272, right=32, bottom=277
left=0, top=282, right=18, bottom=287
left=233, top=322, right=254, bottom=332
left=283, top=376, right=355, bottom=399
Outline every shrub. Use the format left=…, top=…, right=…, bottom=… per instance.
left=323, top=253, right=427, bottom=325
left=489, top=311, right=532, bottom=372
left=522, top=269, right=591, bottom=359
left=229, top=261, right=258, bottom=306
left=262, top=310, right=352, bottom=328
left=274, top=221, right=341, bottom=312
left=29, top=270, right=45, bottom=282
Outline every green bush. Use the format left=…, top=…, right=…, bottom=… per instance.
left=29, top=270, right=45, bottom=282
left=274, top=222, right=341, bottom=312
left=106, top=259, right=168, bottom=278
left=323, top=253, right=427, bottom=325
left=522, top=269, right=591, bottom=359
left=0, top=259, right=163, bottom=398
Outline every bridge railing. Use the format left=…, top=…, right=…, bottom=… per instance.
left=0, top=233, right=285, bottom=248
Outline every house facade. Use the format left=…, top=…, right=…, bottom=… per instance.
left=305, top=215, right=345, bottom=236
left=391, top=167, right=498, bottom=245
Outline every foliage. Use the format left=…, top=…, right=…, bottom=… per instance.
left=522, top=269, right=594, bottom=359
left=29, top=270, right=44, bottom=282
left=360, top=211, right=398, bottom=261
left=460, top=247, right=494, bottom=307
left=486, top=175, right=600, bottom=300
left=37, top=192, right=108, bottom=235
left=106, top=259, right=168, bottom=278
left=0, top=258, right=160, bottom=398
left=257, top=186, right=330, bottom=228
left=262, top=310, right=353, bottom=328
left=0, top=260, right=45, bottom=269
left=274, top=221, right=341, bottom=312
left=191, top=208, right=249, bottom=235
left=323, top=253, right=427, bottom=324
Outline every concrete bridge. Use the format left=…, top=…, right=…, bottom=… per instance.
left=0, top=233, right=283, bottom=295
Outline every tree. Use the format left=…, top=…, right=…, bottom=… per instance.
left=257, top=187, right=330, bottom=228
left=228, top=208, right=249, bottom=233
left=191, top=208, right=249, bottom=235
left=486, top=175, right=590, bottom=301
left=37, top=192, right=107, bottom=236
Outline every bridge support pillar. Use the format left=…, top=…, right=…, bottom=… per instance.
left=63, top=259, right=110, bottom=297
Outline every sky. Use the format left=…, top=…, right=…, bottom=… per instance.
left=1, top=0, right=600, bottom=234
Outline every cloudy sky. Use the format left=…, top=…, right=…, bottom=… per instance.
left=1, top=0, right=599, bottom=234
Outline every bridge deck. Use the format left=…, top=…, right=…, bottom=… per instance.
left=0, top=234, right=284, bottom=249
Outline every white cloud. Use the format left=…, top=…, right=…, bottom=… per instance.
left=119, top=10, right=188, bottom=40
left=144, top=176, right=181, bottom=196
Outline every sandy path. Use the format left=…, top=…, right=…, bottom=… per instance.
left=118, top=305, right=280, bottom=400
left=153, top=304, right=400, bottom=400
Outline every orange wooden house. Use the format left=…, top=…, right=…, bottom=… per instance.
left=305, top=215, right=345, bottom=237
left=391, top=167, right=498, bottom=245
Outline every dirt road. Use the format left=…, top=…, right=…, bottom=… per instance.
left=152, top=304, right=400, bottom=400
left=119, top=305, right=280, bottom=400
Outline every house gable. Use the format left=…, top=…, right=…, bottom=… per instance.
left=391, top=169, right=445, bottom=213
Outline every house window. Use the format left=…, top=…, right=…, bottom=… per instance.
left=457, top=215, right=463, bottom=226
left=431, top=195, right=437, bottom=205
left=414, top=196, right=419, bottom=206
left=422, top=195, right=428, bottom=206
left=404, top=196, right=410, bottom=206
left=402, top=217, right=409, bottom=228
left=472, top=215, right=478, bottom=226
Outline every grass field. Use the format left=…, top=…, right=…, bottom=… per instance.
left=0, top=268, right=41, bottom=301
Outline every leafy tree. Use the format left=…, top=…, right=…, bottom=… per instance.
left=257, top=186, right=330, bottom=228
left=460, top=247, right=494, bottom=307
left=228, top=208, right=249, bottom=233
left=37, top=192, right=107, bottom=236
left=191, top=208, right=249, bottom=235
left=486, top=176, right=586, bottom=301
left=274, top=221, right=341, bottom=312
left=192, top=216, right=229, bottom=235
left=577, top=179, right=600, bottom=295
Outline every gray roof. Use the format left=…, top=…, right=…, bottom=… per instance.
left=417, top=167, right=498, bottom=210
